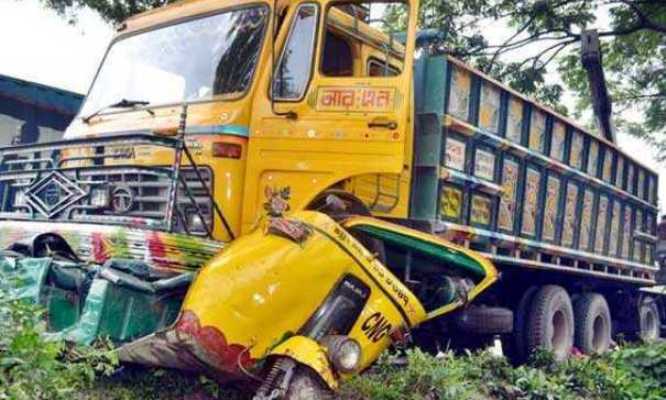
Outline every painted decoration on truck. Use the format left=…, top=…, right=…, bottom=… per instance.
left=579, top=189, right=594, bottom=250
left=470, top=193, right=492, bottom=226
left=609, top=200, right=621, bottom=256
left=595, top=195, right=609, bottom=253
left=529, top=110, right=546, bottom=152
left=646, top=213, right=655, bottom=262
left=0, top=221, right=225, bottom=272
left=626, top=163, right=634, bottom=194
left=587, top=140, right=599, bottom=177
left=506, top=97, right=523, bottom=143
left=445, top=136, right=466, bottom=171
left=602, top=148, right=613, bottom=182
left=634, top=209, right=644, bottom=262
left=615, top=156, right=624, bottom=189
left=637, top=169, right=645, bottom=200
left=479, top=83, right=500, bottom=133
left=622, top=206, right=632, bottom=258
left=561, top=182, right=578, bottom=247
left=550, top=121, right=567, bottom=162
left=316, top=86, right=396, bottom=113
left=542, top=175, right=561, bottom=241
left=448, top=66, right=471, bottom=121
left=474, top=148, right=496, bottom=181
left=570, top=131, right=584, bottom=170
left=440, top=185, right=463, bottom=221
left=498, top=158, right=519, bottom=232
left=521, top=168, right=540, bottom=236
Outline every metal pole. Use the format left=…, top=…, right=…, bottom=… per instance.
left=165, top=104, right=188, bottom=233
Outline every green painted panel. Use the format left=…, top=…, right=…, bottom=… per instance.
left=353, top=224, right=487, bottom=279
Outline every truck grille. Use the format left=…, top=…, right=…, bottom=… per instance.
left=0, top=134, right=220, bottom=236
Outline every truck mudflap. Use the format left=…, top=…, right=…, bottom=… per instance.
left=117, top=310, right=256, bottom=382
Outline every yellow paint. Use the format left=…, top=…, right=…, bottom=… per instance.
left=52, top=0, right=500, bottom=386
left=182, top=211, right=496, bottom=385
left=269, top=336, right=338, bottom=389
left=64, top=0, right=420, bottom=242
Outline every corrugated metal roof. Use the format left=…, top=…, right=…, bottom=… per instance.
left=0, top=74, right=84, bottom=116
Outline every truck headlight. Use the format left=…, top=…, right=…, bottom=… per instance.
left=187, top=212, right=208, bottom=234
left=321, top=335, right=362, bottom=373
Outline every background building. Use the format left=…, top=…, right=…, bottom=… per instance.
left=0, top=74, right=83, bottom=145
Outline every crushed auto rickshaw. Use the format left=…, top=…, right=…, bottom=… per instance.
left=0, top=207, right=497, bottom=398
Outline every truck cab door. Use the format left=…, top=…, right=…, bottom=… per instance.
left=243, top=0, right=419, bottom=232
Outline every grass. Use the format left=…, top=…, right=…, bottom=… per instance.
left=2, top=288, right=666, bottom=400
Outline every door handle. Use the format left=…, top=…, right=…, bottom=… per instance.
left=368, top=118, right=398, bottom=130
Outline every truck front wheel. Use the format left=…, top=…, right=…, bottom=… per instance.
left=573, top=293, right=611, bottom=354
left=526, top=285, right=574, bottom=361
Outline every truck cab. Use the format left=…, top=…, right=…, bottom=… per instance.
left=49, top=0, right=416, bottom=244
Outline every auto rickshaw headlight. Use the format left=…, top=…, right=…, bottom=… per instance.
left=321, top=335, right=362, bottom=373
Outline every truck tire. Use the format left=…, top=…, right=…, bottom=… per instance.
left=454, top=306, right=513, bottom=334
left=514, top=286, right=539, bottom=362
left=526, top=285, right=574, bottom=361
left=285, top=366, right=332, bottom=400
left=573, top=293, right=611, bottom=354
left=639, top=296, right=661, bottom=342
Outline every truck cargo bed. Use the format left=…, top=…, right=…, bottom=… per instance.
left=410, top=56, right=659, bottom=285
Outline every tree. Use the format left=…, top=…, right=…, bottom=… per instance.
left=386, top=0, right=666, bottom=157
left=39, top=0, right=176, bottom=24
left=42, top=0, right=666, bottom=157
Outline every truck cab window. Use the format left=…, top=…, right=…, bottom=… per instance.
left=322, top=1, right=407, bottom=78
left=273, top=4, right=319, bottom=101
left=79, top=5, right=269, bottom=116
left=367, top=57, right=400, bottom=76
left=322, top=31, right=353, bottom=76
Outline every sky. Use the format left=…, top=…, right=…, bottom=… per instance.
left=1, top=0, right=664, bottom=210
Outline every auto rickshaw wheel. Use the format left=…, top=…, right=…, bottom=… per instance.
left=284, top=366, right=332, bottom=400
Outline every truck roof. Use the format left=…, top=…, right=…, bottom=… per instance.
left=121, top=0, right=273, bottom=35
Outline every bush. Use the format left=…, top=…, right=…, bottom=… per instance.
left=0, top=287, right=117, bottom=400
left=2, top=279, right=666, bottom=400
left=340, top=344, right=666, bottom=400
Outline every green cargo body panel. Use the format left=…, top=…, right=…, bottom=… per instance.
left=0, top=256, right=186, bottom=345
left=411, top=55, right=659, bottom=285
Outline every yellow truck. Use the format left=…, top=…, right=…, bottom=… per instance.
left=0, top=0, right=663, bottom=397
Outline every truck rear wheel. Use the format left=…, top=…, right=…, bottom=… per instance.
left=573, top=293, right=611, bottom=354
left=526, top=285, right=574, bottom=361
left=513, top=286, right=538, bottom=362
left=639, top=296, right=661, bottom=342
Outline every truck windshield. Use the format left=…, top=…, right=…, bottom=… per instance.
left=79, top=5, right=269, bottom=117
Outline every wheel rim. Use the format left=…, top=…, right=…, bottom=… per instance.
left=643, top=308, right=658, bottom=341
left=551, top=309, right=569, bottom=356
left=591, top=314, right=608, bottom=352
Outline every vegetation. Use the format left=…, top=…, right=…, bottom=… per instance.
left=342, top=345, right=666, bottom=400
left=0, top=287, right=116, bottom=399
left=385, top=0, right=666, bottom=155
left=2, top=282, right=666, bottom=400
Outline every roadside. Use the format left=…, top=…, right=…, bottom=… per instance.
left=3, top=287, right=665, bottom=400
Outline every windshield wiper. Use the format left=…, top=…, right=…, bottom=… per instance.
left=82, top=99, right=155, bottom=124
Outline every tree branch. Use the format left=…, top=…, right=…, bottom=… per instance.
left=618, top=0, right=666, bottom=33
